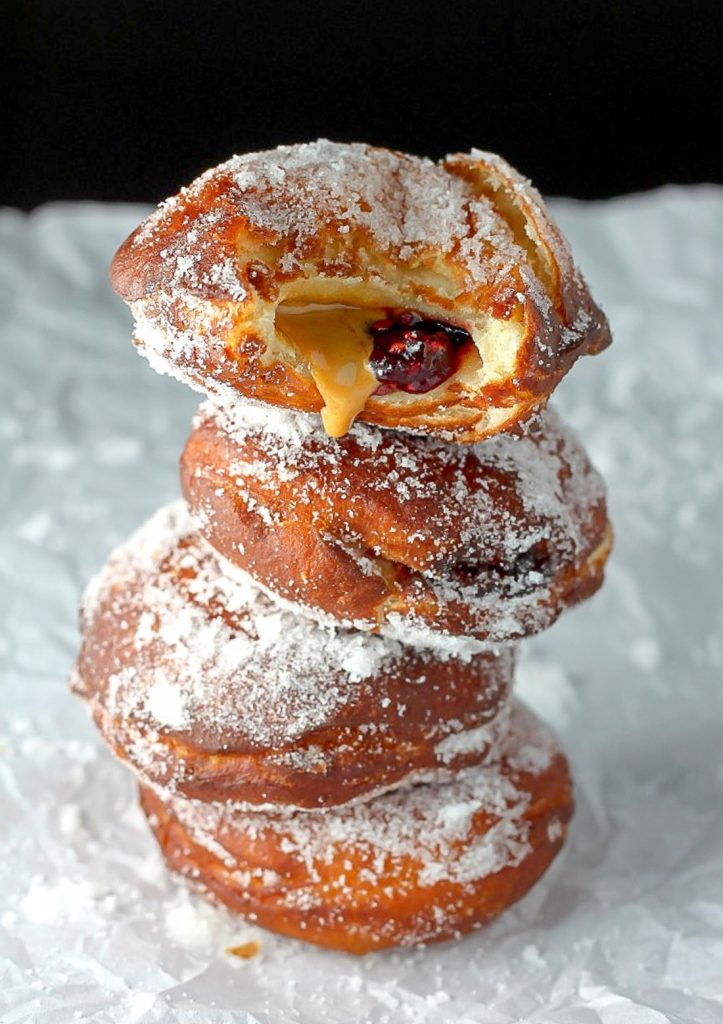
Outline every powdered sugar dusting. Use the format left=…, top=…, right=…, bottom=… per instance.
left=435, top=702, right=513, bottom=765
left=188, top=397, right=608, bottom=645
left=78, top=503, right=407, bottom=750
left=136, top=140, right=517, bottom=290
left=161, top=703, right=559, bottom=896
left=145, top=674, right=189, bottom=730
left=76, top=503, right=514, bottom=789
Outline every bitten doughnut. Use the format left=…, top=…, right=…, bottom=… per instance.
left=181, top=401, right=612, bottom=644
left=71, top=502, right=514, bottom=809
left=111, top=140, right=610, bottom=441
left=140, top=701, right=572, bottom=954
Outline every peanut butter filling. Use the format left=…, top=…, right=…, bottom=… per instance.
left=275, top=303, right=383, bottom=437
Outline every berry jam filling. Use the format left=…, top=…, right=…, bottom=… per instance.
left=452, top=540, right=553, bottom=593
left=368, top=311, right=474, bottom=395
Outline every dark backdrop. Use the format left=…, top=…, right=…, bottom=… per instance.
left=7, top=0, right=722, bottom=208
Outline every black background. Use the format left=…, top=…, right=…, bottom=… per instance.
left=7, top=0, right=722, bottom=208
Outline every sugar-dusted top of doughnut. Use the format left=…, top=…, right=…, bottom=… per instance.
left=75, top=502, right=511, bottom=764
left=114, top=141, right=516, bottom=295
left=202, top=398, right=606, bottom=539
left=186, top=398, right=610, bottom=644
left=111, top=140, right=609, bottom=340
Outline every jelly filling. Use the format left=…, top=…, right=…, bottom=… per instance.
left=369, top=311, right=474, bottom=395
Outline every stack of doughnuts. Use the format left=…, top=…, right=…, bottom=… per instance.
left=72, top=141, right=612, bottom=954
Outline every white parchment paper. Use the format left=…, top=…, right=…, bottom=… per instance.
left=1, top=190, right=722, bottom=1023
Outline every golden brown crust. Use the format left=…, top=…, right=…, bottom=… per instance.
left=111, top=141, right=610, bottom=441
left=140, top=702, right=573, bottom=954
left=72, top=503, right=513, bottom=809
left=181, top=402, right=612, bottom=643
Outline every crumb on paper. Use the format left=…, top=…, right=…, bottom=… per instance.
left=227, top=940, right=261, bottom=959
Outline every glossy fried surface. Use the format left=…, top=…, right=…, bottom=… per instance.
left=72, top=502, right=513, bottom=809
left=182, top=402, right=612, bottom=643
left=140, top=702, right=573, bottom=954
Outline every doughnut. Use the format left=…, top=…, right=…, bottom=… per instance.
left=110, top=140, right=610, bottom=442
left=181, top=401, right=612, bottom=644
left=71, top=502, right=514, bottom=809
left=139, top=701, right=572, bottom=954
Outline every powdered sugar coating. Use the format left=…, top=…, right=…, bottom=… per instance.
left=77, top=503, right=396, bottom=747
left=183, top=398, right=610, bottom=644
left=73, top=502, right=515, bottom=807
left=128, top=140, right=524, bottom=294
left=149, top=702, right=564, bottom=894
left=112, top=141, right=610, bottom=444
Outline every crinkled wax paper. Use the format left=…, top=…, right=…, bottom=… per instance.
left=1, top=189, right=722, bottom=1024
